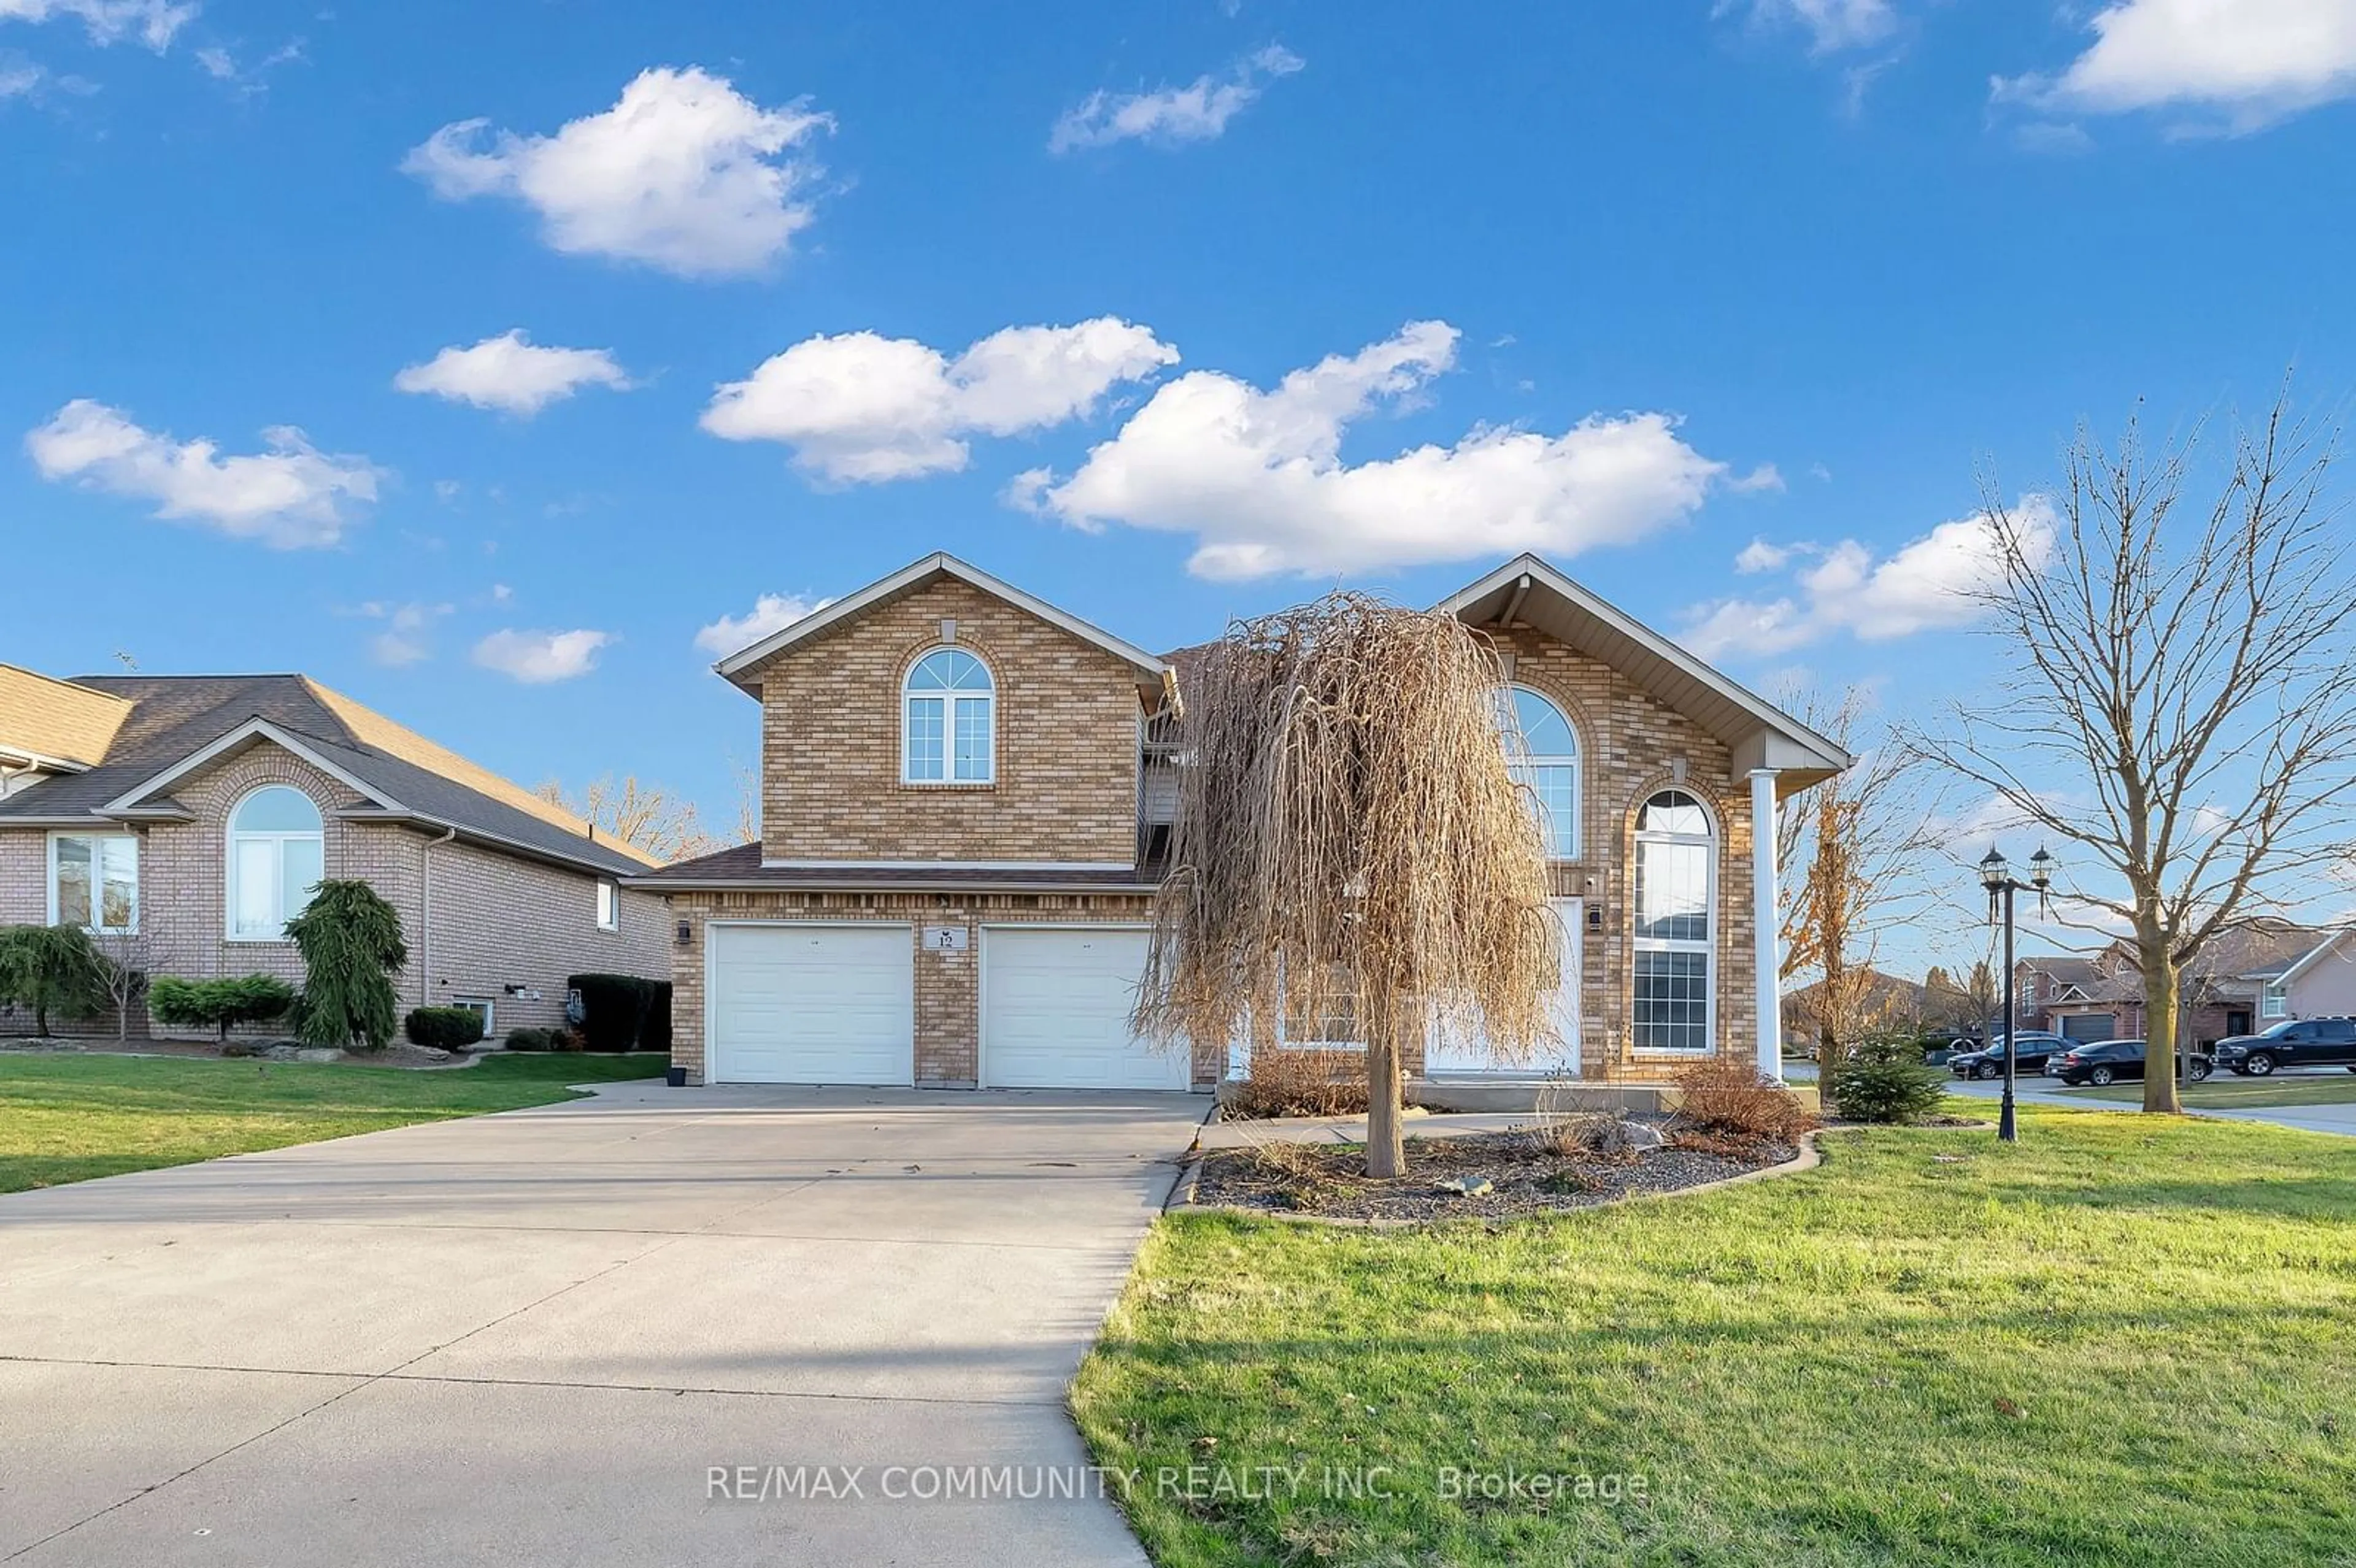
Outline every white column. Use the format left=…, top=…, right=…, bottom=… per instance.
left=1750, top=767, right=1782, bottom=1082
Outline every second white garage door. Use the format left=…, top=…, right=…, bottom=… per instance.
left=706, top=923, right=914, bottom=1085
left=980, top=926, right=1189, bottom=1090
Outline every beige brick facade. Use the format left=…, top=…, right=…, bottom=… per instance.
left=664, top=891, right=1212, bottom=1088
left=663, top=591, right=1771, bottom=1089
left=1484, top=627, right=1758, bottom=1081
left=752, top=577, right=1143, bottom=866
left=0, top=739, right=666, bottom=1040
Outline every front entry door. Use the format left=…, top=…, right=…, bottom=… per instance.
left=1422, top=898, right=1581, bottom=1074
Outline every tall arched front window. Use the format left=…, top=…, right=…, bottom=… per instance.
left=1497, top=685, right=1579, bottom=859
left=1632, top=788, right=1713, bottom=1051
left=228, top=785, right=323, bottom=940
left=903, top=648, right=995, bottom=783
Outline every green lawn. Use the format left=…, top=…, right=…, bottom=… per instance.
left=0, top=1051, right=669, bottom=1193
left=2076, top=1074, right=2356, bottom=1109
left=1073, top=1107, right=2356, bottom=1567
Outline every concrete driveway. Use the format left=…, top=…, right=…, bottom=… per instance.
left=0, top=1083, right=1207, bottom=1567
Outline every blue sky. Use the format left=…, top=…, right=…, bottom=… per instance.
left=6, top=0, right=2354, bottom=966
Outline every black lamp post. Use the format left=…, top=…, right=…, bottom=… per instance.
left=1979, top=844, right=2055, bottom=1143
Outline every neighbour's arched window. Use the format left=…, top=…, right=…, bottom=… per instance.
left=1632, top=788, right=1714, bottom=1052
left=1496, top=685, right=1580, bottom=859
left=228, top=785, right=323, bottom=940
left=903, top=648, right=995, bottom=783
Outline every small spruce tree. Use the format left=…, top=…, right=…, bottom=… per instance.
left=285, top=881, right=409, bottom=1051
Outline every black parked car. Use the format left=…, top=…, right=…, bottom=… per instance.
left=2211, top=1017, right=2356, bottom=1076
left=2047, top=1038, right=2211, bottom=1087
left=1949, top=1033, right=2073, bottom=1079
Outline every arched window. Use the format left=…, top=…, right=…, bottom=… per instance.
left=1497, top=685, right=1580, bottom=859
left=228, top=785, right=323, bottom=941
left=904, top=648, right=995, bottom=783
left=1633, top=788, right=1713, bottom=1051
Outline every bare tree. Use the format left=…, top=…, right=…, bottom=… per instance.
left=536, top=775, right=715, bottom=864
left=1776, top=686, right=1935, bottom=1077
left=90, top=929, right=153, bottom=1043
left=1133, top=594, right=1558, bottom=1178
left=1921, top=394, right=2356, bottom=1112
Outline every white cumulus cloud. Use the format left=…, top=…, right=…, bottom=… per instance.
left=1680, top=498, right=2058, bottom=659
left=1718, top=0, right=1896, bottom=54
left=403, top=66, right=832, bottom=278
left=0, top=0, right=193, bottom=50
left=694, top=592, right=833, bottom=656
left=1993, top=0, right=2356, bottom=134
left=1050, top=44, right=1303, bottom=153
left=471, top=628, right=614, bottom=683
left=25, top=399, right=380, bottom=548
left=395, top=330, right=634, bottom=417
left=702, top=317, right=1179, bottom=483
left=1016, top=320, right=1733, bottom=580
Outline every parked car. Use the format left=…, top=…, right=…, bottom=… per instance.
left=1949, top=1033, right=2073, bottom=1080
left=2047, top=1038, right=2212, bottom=1087
left=2211, top=1017, right=2356, bottom=1076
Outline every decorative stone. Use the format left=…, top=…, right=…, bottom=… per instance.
left=1433, top=1175, right=1495, bottom=1197
left=1616, top=1121, right=1666, bottom=1150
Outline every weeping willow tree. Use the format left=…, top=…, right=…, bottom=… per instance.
left=1133, top=593, right=1559, bottom=1178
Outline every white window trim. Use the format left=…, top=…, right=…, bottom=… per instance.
left=901, top=647, right=997, bottom=786
left=1501, top=683, right=1581, bottom=863
left=452, top=996, right=495, bottom=1034
left=2261, top=982, right=2288, bottom=1020
left=46, top=830, right=139, bottom=934
left=225, top=785, right=325, bottom=945
left=1631, top=788, right=1717, bottom=1055
left=596, top=880, right=618, bottom=931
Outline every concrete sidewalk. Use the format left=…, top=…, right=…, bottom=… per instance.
left=0, top=1083, right=1209, bottom=1567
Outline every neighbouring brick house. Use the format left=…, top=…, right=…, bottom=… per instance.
left=2014, top=955, right=2102, bottom=1034
left=0, top=666, right=668, bottom=1039
left=2025, top=921, right=2347, bottom=1048
left=630, top=553, right=1850, bottom=1090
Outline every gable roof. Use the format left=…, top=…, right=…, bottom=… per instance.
left=0, top=673, right=652, bottom=876
left=2271, top=928, right=2346, bottom=988
left=0, top=663, right=133, bottom=770
left=712, top=552, right=1168, bottom=699
left=1435, top=555, right=1853, bottom=794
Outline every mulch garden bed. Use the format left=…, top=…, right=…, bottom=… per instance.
left=0, top=1036, right=482, bottom=1069
left=1187, top=1124, right=1803, bottom=1222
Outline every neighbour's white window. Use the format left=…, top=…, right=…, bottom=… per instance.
left=1496, top=685, right=1580, bottom=859
left=49, top=832, right=139, bottom=933
left=596, top=880, right=618, bottom=930
left=903, top=648, right=995, bottom=784
left=227, top=785, right=323, bottom=941
left=2262, top=982, right=2287, bottom=1019
left=453, top=997, right=494, bottom=1034
left=1632, top=788, right=1714, bottom=1053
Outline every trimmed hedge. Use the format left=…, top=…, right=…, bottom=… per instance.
left=405, top=1006, right=487, bottom=1051
left=568, top=972, right=669, bottom=1053
left=149, top=974, right=296, bottom=1041
left=504, top=1026, right=555, bottom=1052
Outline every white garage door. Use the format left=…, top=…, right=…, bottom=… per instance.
left=981, top=927, right=1188, bottom=1090
left=707, top=923, right=914, bottom=1085
left=1423, top=899, right=1583, bottom=1074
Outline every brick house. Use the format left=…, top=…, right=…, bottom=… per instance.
left=0, top=666, right=668, bottom=1039
left=2028, top=921, right=2342, bottom=1048
left=631, top=553, right=1850, bottom=1090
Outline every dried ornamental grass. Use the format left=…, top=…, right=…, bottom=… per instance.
left=1134, top=593, right=1558, bottom=1175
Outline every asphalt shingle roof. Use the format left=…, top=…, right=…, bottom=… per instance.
left=0, top=674, right=651, bottom=878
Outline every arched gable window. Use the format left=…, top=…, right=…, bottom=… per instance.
left=1497, top=685, right=1580, bottom=859
left=903, top=648, right=995, bottom=783
left=1632, top=788, right=1714, bottom=1052
left=228, top=785, right=323, bottom=940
